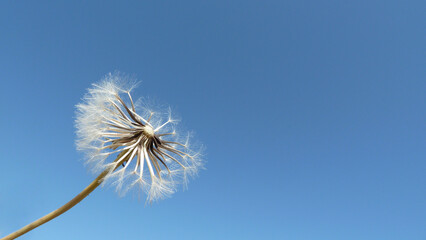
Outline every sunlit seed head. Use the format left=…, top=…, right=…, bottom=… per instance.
left=75, top=73, right=204, bottom=202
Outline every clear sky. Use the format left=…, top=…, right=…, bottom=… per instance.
left=0, top=1, right=425, bottom=240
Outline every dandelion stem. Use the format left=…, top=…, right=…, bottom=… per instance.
left=0, top=155, right=126, bottom=240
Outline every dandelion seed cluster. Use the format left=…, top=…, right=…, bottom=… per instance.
left=75, top=74, right=203, bottom=202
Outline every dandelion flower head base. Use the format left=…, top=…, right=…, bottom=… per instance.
left=76, top=74, right=202, bottom=202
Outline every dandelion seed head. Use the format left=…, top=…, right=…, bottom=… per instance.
left=75, top=73, right=204, bottom=202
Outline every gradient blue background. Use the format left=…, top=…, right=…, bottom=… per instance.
left=0, top=1, right=425, bottom=239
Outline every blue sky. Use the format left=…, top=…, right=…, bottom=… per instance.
left=0, top=1, right=425, bottom=239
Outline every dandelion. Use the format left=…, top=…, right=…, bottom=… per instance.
left=1, top=73, right=203, bottom=240
left=76, top=73, right=202, bottom=201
